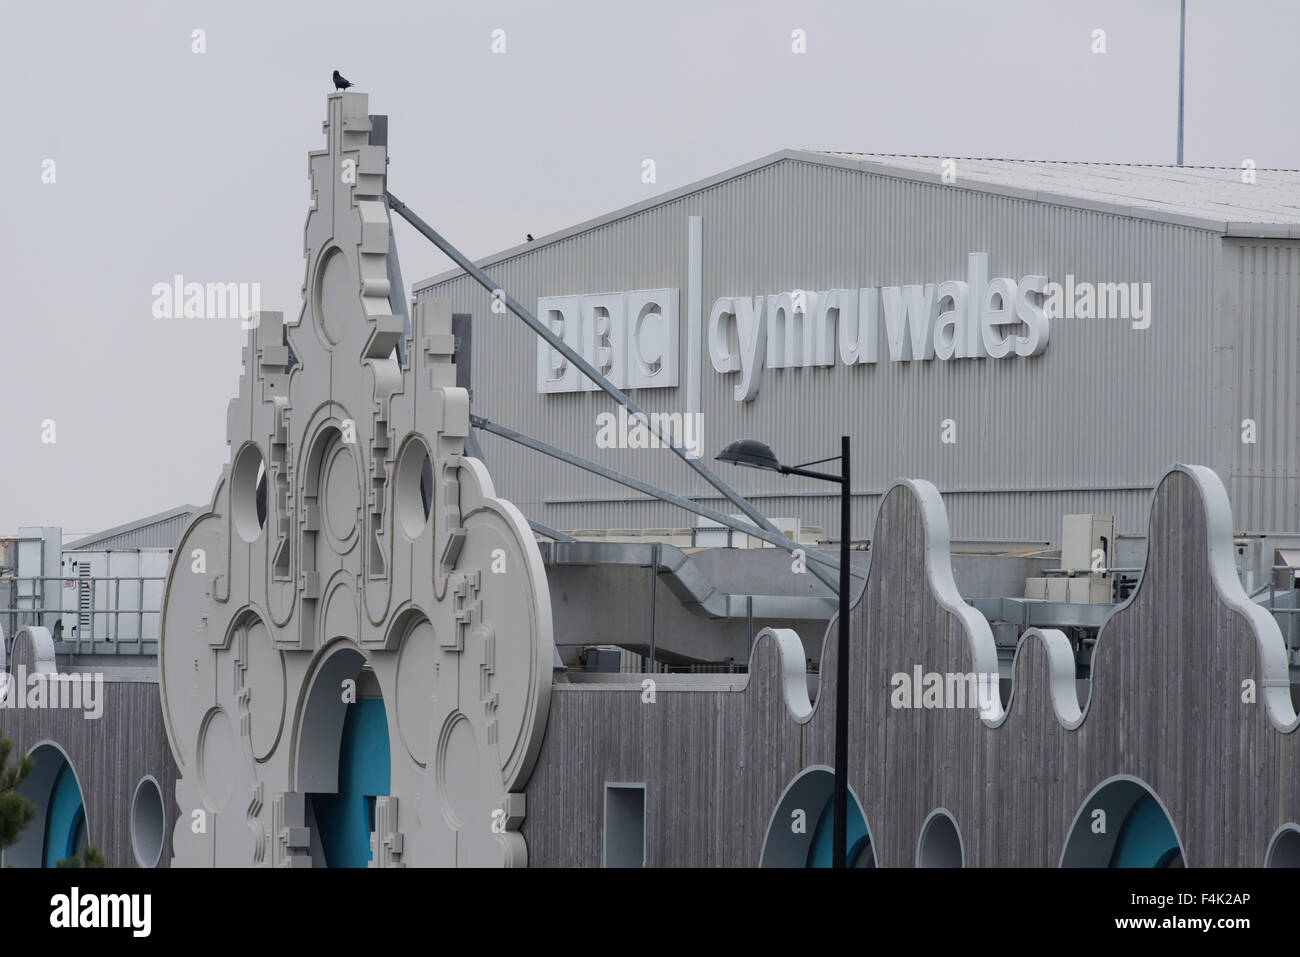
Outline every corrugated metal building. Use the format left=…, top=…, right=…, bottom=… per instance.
left=63, top=504, right=200, bottom=552
left=415, top=151, right=1300, bottom=542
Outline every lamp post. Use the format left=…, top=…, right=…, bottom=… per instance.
left=717, top=435, right=852, bottom=868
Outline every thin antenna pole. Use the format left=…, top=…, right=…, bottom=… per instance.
left=1177, top=0, right=1186, bottom=165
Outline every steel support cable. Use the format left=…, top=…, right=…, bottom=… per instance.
left=473, top=413, right=864, bottom=582
left=387, top=191, right=855, bottom=593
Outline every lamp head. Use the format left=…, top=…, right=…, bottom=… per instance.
left=716, top=439, right=782, bottom=472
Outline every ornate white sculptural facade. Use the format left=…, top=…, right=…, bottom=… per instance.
left=160, top=92, right=553, bottom=867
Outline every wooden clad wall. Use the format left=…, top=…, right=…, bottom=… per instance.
left=524, top=466, right=1300, bottom=867
left=0, top=659, right=178, bottom=869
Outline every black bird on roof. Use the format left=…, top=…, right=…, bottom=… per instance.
left=333, top=70, right=354, bottom=91
left=526, top=234, right=534, bottom=242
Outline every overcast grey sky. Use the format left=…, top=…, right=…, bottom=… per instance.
left=1, top=0, right=1296, bottom=537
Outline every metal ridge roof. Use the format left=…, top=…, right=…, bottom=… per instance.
left=810, top=150, right=1300, bottom=228
left=64, top=503, right=201, bottom=551
left=414, top=148, right=1300, bottom=290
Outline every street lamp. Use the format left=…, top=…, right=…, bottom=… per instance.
left=716, top=435, right=852, bottom=868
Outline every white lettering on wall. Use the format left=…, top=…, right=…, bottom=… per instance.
left=708, top=253, right=1050, bottom=401
left=535, top=255, right=1056, bottom=403
left=537, top=288, right=679, bottom=393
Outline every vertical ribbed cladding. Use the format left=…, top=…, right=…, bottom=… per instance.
left=417, top=156, right=1248, bottom=543
left=1226, top=239, right=1300, bottom=533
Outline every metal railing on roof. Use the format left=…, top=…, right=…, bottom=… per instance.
left=1, top=573, right=165, bottom=658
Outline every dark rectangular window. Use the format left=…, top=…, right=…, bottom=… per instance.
left=604, top=784, right=646, bottom=868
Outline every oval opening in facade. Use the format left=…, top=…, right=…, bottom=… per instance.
left=130, top=776, right=166, bottom=868
left=916, top=809, right=963, bottom=868
left=1061, top=777, right=1184, bottom=868
left=760, top=766, right=873, bottom=868
left=1266, top=824, right=1300, bottom=867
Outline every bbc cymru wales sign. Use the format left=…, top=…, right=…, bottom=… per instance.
left=534, top=254, right=1051, bottom=402
left=708, top=252, right=1048, bottom=402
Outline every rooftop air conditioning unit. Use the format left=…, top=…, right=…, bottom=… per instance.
left=1060, top=514, right=1114, bottom=572
left=584, top=646, right=623, bottom=673
left=694, top=515, right=800, bottom=549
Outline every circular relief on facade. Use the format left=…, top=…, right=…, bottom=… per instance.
left=244, top=617, right=286, bottom=761
left=435, top=712, right=480, bottom=830
left=321, top=438, right=359, bottom=553
left=313, top=247, right=354, bottom=346
left=396, top=618, right=437, bottom=766
left=320, top=575, right=358, bottom=647
left=461, top=515, right=549, bottom=788
left=196, top=707, right=236, bottom=813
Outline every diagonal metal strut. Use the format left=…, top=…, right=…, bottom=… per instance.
left=387, top=190, right=848, bottom=593
left=474, top=413, right=865, bottom=581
